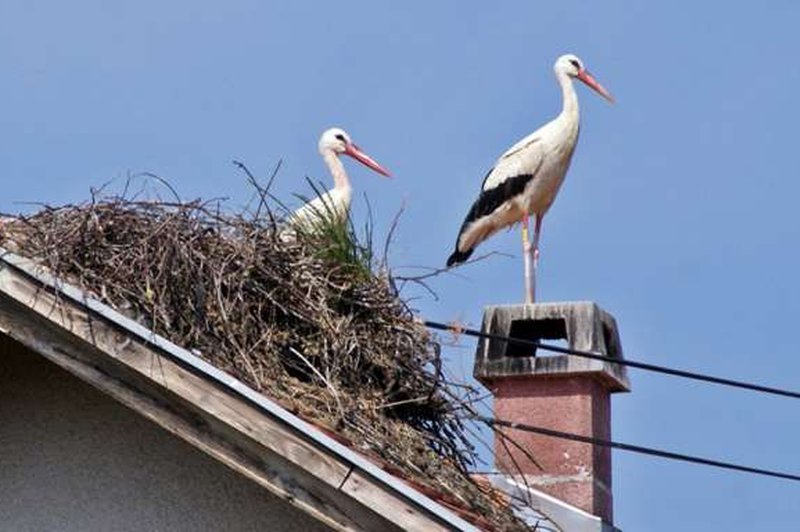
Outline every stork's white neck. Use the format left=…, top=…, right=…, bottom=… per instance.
left=321, top=149, right=351, bottom=191
left=556, top=69, right=579, bottom=124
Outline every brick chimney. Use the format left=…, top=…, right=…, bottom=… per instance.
left=474, top=301, right=630, bottom=525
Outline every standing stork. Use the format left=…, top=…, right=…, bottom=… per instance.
left=446, top=54, right=614, bottom=303
left=286, top=127, right=391, bottom=231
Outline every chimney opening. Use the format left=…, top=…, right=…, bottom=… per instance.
left=506, top=317, right=568, bottom=358
left=602, top=322, right=618, bottom=358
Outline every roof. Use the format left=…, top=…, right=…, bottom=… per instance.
left=0, top=247, right=480, bottom=531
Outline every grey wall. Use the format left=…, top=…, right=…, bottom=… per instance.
left=0, top=335, right=330, bottom=532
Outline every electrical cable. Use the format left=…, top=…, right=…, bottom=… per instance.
left=475, top=414, right=800, bottom=482
left=424, top=320, right=800, bottom=400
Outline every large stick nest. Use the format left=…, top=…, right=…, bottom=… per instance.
left=1, top=181, right=530, bottom=530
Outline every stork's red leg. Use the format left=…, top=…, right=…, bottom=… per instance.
left=521, top=213, right=533, bottom=304
left=531, top=214, right=543, bottom=303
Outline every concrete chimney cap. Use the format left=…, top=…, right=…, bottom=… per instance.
left=473, top=301, right=630, bottom=393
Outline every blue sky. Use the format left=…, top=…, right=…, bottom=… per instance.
left=2, top=1, right=799, bottom=529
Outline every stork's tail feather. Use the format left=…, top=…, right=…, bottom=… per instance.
left=447, top=248, right=473, bottom=267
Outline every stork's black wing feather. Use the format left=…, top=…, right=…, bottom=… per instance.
left=446, top=172, right=535, bottom=266
left=466, top=172, right=534, bottom=223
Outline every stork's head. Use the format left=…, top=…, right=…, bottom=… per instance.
left=555, top=54, right=615, bottom=104
left=318, top=127, right=392, bottom=177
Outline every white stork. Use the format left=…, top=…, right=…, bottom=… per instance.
left=446, top=54, right=614, bottom=303
left=286, top=127, right=391, bottom=231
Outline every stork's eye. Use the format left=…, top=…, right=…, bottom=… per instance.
left=335, top=134, right=346, bottom=142
left=569, top=59, right=581, bottom=70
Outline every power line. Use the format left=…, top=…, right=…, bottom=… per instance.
left=474, top=414, right=800, bottom=483
left=423, top=320, right=800, bottom=400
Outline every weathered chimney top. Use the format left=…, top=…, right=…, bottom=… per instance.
left=474, top=300, right=630, bottom=392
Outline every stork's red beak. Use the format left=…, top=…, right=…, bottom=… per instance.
left=576, top=70, right=615, bottom=104
left=344, top=143, right=392, bottom=178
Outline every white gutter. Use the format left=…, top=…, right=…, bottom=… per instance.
left=491, top=475, right=622, bottom=532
